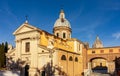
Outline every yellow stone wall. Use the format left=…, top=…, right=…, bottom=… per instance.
left=38, top=30, right=85, bottom=76
left=40, top=31, right=74, bottom=52
left=91, top=59, right=107, bottom=68
left=87, top=47, right=120, bottom=70
left=88, top=47, right=120, bottom=55
left=57, top=50, right=83, bottom=76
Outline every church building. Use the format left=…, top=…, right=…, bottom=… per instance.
left=6, top=9, right=120, bottom=76
left=6, top=10, right=86, bottom=76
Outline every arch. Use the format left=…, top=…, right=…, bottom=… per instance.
left=75, top=57, right=78, bottom=62
left=69, top=56, right=73, bottom=61
left=61, top=55, right=66, bottom=60
left=90, top=58, right=108, bottom=73
left=90, top=57, right=107, bottom=62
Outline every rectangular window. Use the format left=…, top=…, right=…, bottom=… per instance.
left=109, top=49, right=113, bottom=53
left=119, top=49, right=120, bottom=52
left=100, top=50, right=104, bottom=53
left=25, top=42, right=30, bottom=52
left=92, top=50, right=95, bottom=53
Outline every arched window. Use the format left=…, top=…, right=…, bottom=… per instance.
left=61, top=55, right=66, bottom=60
left=63, top=32, right=66, bottom=38
left=56, top=33, right=59, bottom=37
left=75, top=57, right=78, bottom=62
left=69, top=56, right=73, bottom=61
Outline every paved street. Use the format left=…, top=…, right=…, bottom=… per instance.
left=0, top=71, right=20, bottom=76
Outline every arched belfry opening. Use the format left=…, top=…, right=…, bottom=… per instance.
left=53, top=9, right=72, bottom=40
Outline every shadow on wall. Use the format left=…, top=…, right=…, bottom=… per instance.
left=92, top=66, right=108, bottom=74
left=6, top=57, right=68, bottom=76
left=38, top=62, right=67, bottom=76
left=114, top=57, right=120, bottom=76
left=6, top=57, right=27, bottom=76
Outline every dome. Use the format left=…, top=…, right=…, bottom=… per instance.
left=92, top=36, right=103, bottom=48
left=54, top=18, right=71, bottom=28
left=54, top=10, right=71, bottom=28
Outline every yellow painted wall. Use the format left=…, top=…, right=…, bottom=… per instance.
left=57, top=50, right=82, bottom=76
left=91, top=59, right=107, bottom=68
left=67, top=53, right=74, bottom=76
left=40, top=32, right=49, bottom=46
left=58, top=51, right=68, bottom=74
left=39, top=31, right=84, bottom=76
left=40, top=31, right=74, bottom=52
left=79, top=56, right=84, bottom=76
left=88, top=47, right=120, bottom=55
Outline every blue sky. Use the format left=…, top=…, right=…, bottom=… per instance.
left=0, top=0, right=120, bottom=47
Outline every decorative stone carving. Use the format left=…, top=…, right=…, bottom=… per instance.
left=15, top=39, right=22, bottom=43
left=48, top=38, right=54, bottom=49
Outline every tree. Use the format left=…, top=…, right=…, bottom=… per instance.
left=0, top=42, right=8, bottom=68
left=0, top=43, right=5, bottom=68
left=4, top=42, right=8, bottom=53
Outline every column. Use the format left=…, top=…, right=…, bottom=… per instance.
left=85, top=62, right=92, bottom=75
left=88, top=62, right=92, bottom=70
left=15, top=39, right=22, bottom=61
left=107, top=61, right=115, bottom=74
left=29, top=37, right=38, bottom=76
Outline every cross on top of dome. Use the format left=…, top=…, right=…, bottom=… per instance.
left=54, top=9, right=71, bottom=28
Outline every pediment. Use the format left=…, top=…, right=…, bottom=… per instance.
left=13, top=23, right=37, bottom=35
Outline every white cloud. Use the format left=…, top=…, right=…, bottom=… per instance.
left=112, top=32, right=120, bottom=39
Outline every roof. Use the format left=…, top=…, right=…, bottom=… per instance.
left=54, top=9, right=71, bottom=28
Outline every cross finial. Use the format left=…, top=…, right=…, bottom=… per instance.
left=60, top=4, right=64, bottom=9
left=60, top=4, right=64, bottom=13
left=25, top=15, right=28, bottom=23
left=25, top=15, right=28, bottom=20
left=96, top=35, right=100, bottom=40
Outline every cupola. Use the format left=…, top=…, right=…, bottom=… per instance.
left=53, top=9, right=72, bottom=40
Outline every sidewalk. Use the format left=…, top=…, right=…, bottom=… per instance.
left=0, top=70, right=20, bottom=76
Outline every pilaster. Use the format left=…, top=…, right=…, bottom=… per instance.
left=29, top=36, right=39, bottom=76
left=15, top=39, right=22, bottom=61
left=107, top=61, right=115, bottom=74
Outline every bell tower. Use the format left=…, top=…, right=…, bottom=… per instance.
left=53, top=9, right=72, bottom=40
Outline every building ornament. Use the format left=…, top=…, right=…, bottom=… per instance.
left=48, top=38, right=54, bottom=49
left=30, top=36, right=40, bottom=40
left=15, top=39, right=22, bottom=43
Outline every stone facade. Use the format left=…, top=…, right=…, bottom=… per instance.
left=6, top=9, right=120, bottom=76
